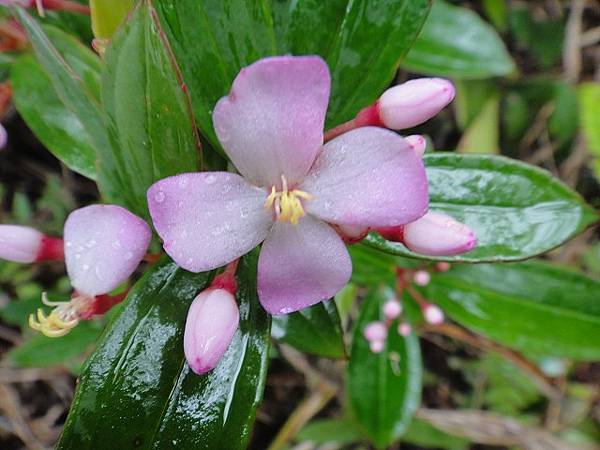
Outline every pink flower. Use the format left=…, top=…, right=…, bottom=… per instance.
left=29, top=205, right=151, bottom=337
left=184, top=288, right=239, bottom=374
left=148, top=56, right=428, bottom=315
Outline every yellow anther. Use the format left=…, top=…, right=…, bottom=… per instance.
left=263, top=175, right=313, bottom=225
left=28, top=293, right=87, bottom=338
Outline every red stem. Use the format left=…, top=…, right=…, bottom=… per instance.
left=36, top=236, right=64, bottom=262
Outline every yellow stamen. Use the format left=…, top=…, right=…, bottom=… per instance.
left=263, top=175, right=314, bottom=225
left=28, top=293, right=88, bottom=338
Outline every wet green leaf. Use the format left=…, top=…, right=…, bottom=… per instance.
left=347, top=290, right=422, bottom=448
left=58, top=253, right=270, bottom=449
left=153, top=0, right=430, bottom=150
left=403, top=0, right=515, bottom=78
left=102, top=0, right=200, bottom=217
left=272, top=300, right=346, bottom=359
left=424, top=261, right=600, bottom=359
left=365, top=153, right=598, bottom=262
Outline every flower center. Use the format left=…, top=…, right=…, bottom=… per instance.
left=264, top=175, right=313, bottom=225
left=28, top=292, right=92, bottom=338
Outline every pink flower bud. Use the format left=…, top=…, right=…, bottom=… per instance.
left=0, top=123, right=7, bottom=150
left=0, top=225, right=47, bottom=263
left=413, top=270, right=431, bottom=286
left=397, top=322, right=412, bottom=337
left=436, top=262, right=451, bottom=272
left=404, top=134, right=426, bottom=157
left=423, top=304, right=444, bottom=325
left=403, top=212, right=477, bottom=256
left=377, top=78, right=455, bottom=130
left=369, top=339, right=385, bottom=353
left=382, top=299, right=402, bottom=319
left=184, top=288, right=239, bottom=375
left=363, top=321, right=387, bottom=342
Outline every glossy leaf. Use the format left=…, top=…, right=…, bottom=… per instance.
left=14, top=8, right=127, bottom=206
left=423, top=261, right=600, bottom=359
left=58, top=253, right=271, bottom=449
left=347, top=290, right=422, bottom=448
left=402, top=0, right=515, bottom=79
left=90, top=0, right=135, bottom=38
left=102, top=0, right=200, bottom=217
left=12, top=54, right=97, bottom=179
left=153, top=0, right=430, bottom=149
left=365, top=153, right=598, bottom=263
left=272, top=300, right=346, bottom=359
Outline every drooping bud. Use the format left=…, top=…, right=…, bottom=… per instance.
left=403, top=212, right=477, bottom=256
left=364, top=321, right=387, bottom=342
left=333, top=223, right=369, bottom=244
left=382, top=299, right=402, bottom=320
left=404, top=135, right=426, bottom=157
left=436, top=262, right=451, bottom=272
left=413, top=270, right=431, bottom=286
left=377, top=78, right=455, bottom=130
left=184, top=288, right=240, bottom=375
left=423, top=304, right=444, bottom=325
left=64, top=204, right=151, bottom=298
left=0, top=225, right=63, bottom=263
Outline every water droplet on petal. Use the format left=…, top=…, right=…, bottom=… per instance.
left=205, top=175, right=217, bottom=185
left=82, top=264, right=90, bottom=272
left=124, top=252, right=133, bottom=260
left=154, top=191, right=166, bottom=203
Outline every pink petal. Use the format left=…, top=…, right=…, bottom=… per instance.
left=301, top=127, right=429, bottom=228
left=64, top=205, right=151, bottom=297
left=147, top=172, right=272, bottom=272
left=184, top=288, right=240, bottom=375
left=213, top=56, right=330, bottom=188
left=257, top=216, right=351, bottom=315
left=0, top=225, right=42, bottom=263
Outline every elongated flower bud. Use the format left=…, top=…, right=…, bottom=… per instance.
left=0, top=225, right=63, bottom=263
left=184, top=288, right=240, bottom=375
left=378, top=78, right=455, bottom=130
left=403, top=212, right=476, bottom=256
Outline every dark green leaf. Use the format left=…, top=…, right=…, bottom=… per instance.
left=423, top=261, right=600, bottom=359
left=154, top=0, right=430, bottom=150
left=12, top=54, right=97, bottom=179
left=403, top=0, right=515, bottom=79
left=58, top=253, right=270, bottom=449
left=365, top=153, right=598, bottom=262
left=347, top=290, right=422, bottom=448
left=272, top=300, right=346, bottom=359
left=102, top=0, right=200, bottom=217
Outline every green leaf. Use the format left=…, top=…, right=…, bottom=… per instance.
left=456, top=93, right=500, bottom=154
left=402, top=418, right=469, bottom=450
left=12, top=54, right=97, bottom=179
left=58, top=253, right=271, bottom=449
left=579, top=82, right=600, bottom=179
left=153, top=0, right=430, bottom=150
left=272, top=300, right=346, bottom=359
left=90, top=0, right=135, bottom=38
left=14, top=8, right=127, bottom=206
left=402, top=0, right=515, bottom=79
left=102, top=0, right=200, bottom=217
left=347, top=290, right=422, bottom=449
left=9, top=322, right=102, bottom=368
left=364, top=153, right=598, bottom=263
left=297, top=418, right=363, bottom=446
left=423, top=261, right=600, bottom=359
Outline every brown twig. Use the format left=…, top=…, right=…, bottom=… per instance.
left=563, top=0, right=585, bottom=83
left=421, top=323, right=561, bottom=401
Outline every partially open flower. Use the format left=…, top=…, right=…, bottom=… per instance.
left=184, top=288, right=240, bottom=375
left=0, top=224, right=63, bottom=263
left=29, top=205, right=151, bottom=337
left=149, top=56, right=429, bottom=315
